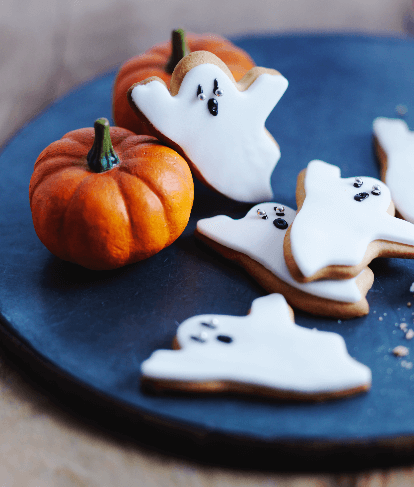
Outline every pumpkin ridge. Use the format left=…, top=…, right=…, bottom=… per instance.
left=34, top=139, right=87, bottom=170
left=111, top=171, right=135, bottom=260
left=29, top=159, right=88, bottom=203
left=62, top=173, right=132, bottom=268
left=59, top=172, right=97, bottom=261
left=114, top=170, right=171, bottom=260
left=118, top=163, right=175, bottom=244
left=30, top=168, right=89, bottom=262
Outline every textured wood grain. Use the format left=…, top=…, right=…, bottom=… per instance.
left=1, top=342, right=414, bottom=486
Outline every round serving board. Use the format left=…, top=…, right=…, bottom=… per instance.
left=2, top=34, right=414, bottom=468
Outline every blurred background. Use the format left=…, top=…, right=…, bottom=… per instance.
left=1, top=0, right=413, bottom=148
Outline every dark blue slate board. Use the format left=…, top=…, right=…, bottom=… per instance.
left=2, top=34, right=414, bottom=468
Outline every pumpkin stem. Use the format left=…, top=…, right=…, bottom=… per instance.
left=87, top=118, right=120, bottom=173
left=165, top=28, right=189, bottom=74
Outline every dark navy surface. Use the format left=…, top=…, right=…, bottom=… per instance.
left=2, top=35, right=414, bottom=454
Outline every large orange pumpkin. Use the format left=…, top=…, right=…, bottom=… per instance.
left=29, top=118, right=194, bottom=270
left=112, top=29, right=255, bottom=135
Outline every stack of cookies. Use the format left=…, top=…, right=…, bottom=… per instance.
left=196, top=159, right=414, bottom=319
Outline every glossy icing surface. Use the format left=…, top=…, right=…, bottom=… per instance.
left=289, top=160, right=414, bottom=278
left=130, top=63, right=288, bottom=203
left=373, top=117, right=414, bottom=223
left=197, top=203, right=364, bottom=303
left=141, top=294, right=372, bottom=394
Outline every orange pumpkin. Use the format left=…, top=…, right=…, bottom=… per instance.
left=112, top=29, right=255, bottom=135
left=29, top=118, right=194, bottom=270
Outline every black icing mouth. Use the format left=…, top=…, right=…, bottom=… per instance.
left=208, top=98, right=218, bottom=116
left=354, top=192, right=370, bottom=202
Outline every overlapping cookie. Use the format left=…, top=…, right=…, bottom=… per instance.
left=373, top=117, right=414, bottom=223
left=141, top=294, right=372, bottom=401
left=127, top=50, right=288, bottom=203
left=196, top=203, right=373, bottom=319
left=283, top=160, right=414, bottom=283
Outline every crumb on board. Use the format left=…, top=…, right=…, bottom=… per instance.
left=401, top=323, right=408, bottom=332
left=396, top=104, right=408, bottom=116
left=401, top=360, right=413, bottom=369
left=379, top=316, right=383, bottom=321
left=410, top=282, right=414, bottom=293
left=393, top=345, right=409, bottom=357
left=406, top=329, right=414, bottom=340
left=408, top=302, right=412, bottom=308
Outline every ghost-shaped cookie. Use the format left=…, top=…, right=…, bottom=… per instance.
left=128, top=51, right=288, bottom=203
left=284, top=160, right=414, bottom=283
left=141, top=294, right=372, bottom=401
left=373, top=117, right=414, bottom=223
left=196, top=203, right=374, bottom=319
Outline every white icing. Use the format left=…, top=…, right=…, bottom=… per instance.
left=197, top=203, right=364, bottom=303
left=289, top=160, right=414, bottom=278
left=130, top=63, right=288, bottom=203
left=373, top=117, right=414, bottom=223
left=141, top=294, right=372, bottom=394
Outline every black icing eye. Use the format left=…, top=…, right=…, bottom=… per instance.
left=213, top=78, right=223, bottom=97
left=353, top=177, right=363, bottom=188
left=354, top=192, right=369, bottom=202
left=273, top=218, right=288, bottom=230
left=257, top=209, right=268, bottom=219
left=200, top=321, right=217, bottom=329
left=216, top=335, right=233, bottom=344
left=371, top=184, right=381, bottom=195
left=191, top=335, right=206, bottom=343
left=197, top=84, right=206, bottom=101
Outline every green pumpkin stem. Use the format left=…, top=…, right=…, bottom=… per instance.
left=87, top=118, right=120, bottom=173
left=165, top=28, right=189, bottom=74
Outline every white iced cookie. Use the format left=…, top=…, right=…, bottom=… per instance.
left=284, top=159, right=414, bottom=283
left=141, top=294, right=372, bottom=401
left=196, top=203, right=374, bottom=319
left=128, top=51, right=288, bottom=203
left=373, top=117, right=414, bottom=223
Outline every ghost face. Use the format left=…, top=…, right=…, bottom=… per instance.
left=196, top=78, right=223, bottom=116
left=130, top=62, right=288, bottom=202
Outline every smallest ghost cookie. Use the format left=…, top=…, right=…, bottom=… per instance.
left=140, top=294, right=372, bottom=401
left=373, top=117, right=414, bottom=223
left=128, top=50, right=288, bottom=203
left=283, top=160, right=414, bottom=283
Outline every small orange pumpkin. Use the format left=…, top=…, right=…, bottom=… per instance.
left=29, top=118, right=194, bottom=270
left=112, top=29, right=255, bottom=135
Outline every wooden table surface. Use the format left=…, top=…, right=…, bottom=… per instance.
left=1, top=339, right=414, bottom=486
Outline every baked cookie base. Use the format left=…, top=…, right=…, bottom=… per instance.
left=195, top=229, right=373, bottom=319
left=141, top=375, right=370, bottom=403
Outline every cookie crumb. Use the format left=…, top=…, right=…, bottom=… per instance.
left=410, top=282, right=414, bottom=293
left=406, top=329, right=414, bottom=340
left=408, top=302, right=412, bottom=308
left=393, top=345, right=409, bottom=357
left=400, top=323, right=408, bottom=332
left=401, top=360, right=413, bottom=369
left=379, top=316, right=383, bottom=321
left=396, top=104, right=408, bottom=116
